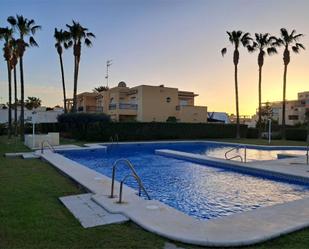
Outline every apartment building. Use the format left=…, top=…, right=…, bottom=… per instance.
left=76, top=82, right=207, bottom=123
left=261, top=91, right=309, bottom=125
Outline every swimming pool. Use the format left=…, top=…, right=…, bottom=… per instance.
left=59, top=142, right=309, bottom=221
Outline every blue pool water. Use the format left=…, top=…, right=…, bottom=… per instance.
left=59, top=142, right=309, bottom=220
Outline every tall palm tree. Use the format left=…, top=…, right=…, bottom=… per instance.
left=7, top=15, right=41, bottom=141
left=247, top=33, right=278, bottom=137
left=221, top=31, right=252, bottom=138
left=11, top=38, right=19, bottom=136
left=66, top=21, right=95, bottom=112
left=275, top=28, right=305, bottom=139
left=54, top=28, right=70, bottom=113
left=1, top=27, right=13, bottom=138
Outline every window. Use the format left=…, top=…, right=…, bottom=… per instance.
left=179, top=100, right=188, bottom=106
left=288, top=115, right=299, bottom=120
left=166, top=97, right=171, bottom=103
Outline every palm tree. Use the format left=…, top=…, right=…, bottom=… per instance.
left=221, top=31, right=252, bottom=138
left=66, top=21, right=95, bottom=112
left=11, top=38, right=19, bottom=136
left=1, top=27, right=13, bottom=138
left=275, top=28, right=305, bottom=139
left=247, top=33, right=278, bottom=137
left=54, top=28, right=70, bottom=113
left=7, top=15, right=41, bottom=141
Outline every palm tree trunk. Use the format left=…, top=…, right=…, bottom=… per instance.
left=234, top=63, right=240, bottom=139
left=19, top=56, right=25, bottom=141
left=13, top=66, right=18, bottom=136
left=282, top=64, right=288, bottom=139
left=7, top=62, right=12, bottom=139
left=59, top=54, right=67, bottom=113
left=258, top=65, right=262, bottom=138
left=72, top=56, right=78, bottom=113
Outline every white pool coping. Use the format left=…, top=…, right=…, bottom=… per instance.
left=36, top=141, right=309, bottom=247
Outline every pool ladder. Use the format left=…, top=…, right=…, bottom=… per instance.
left=225, top=145, right=247, bottom=163
left=110, top=158, right=151, bottom=203
left=109, top=134, right=119, bottom=148
left=40, top=140, right=56, bottom=154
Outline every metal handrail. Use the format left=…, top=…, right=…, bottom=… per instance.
left=115, top=134, right=119, bottom=145
left=228, top=155, right=243, bottom=162
left=110, top=158, right=150, bottom=200
left=40, top=140, right=56, bottom=154
left=118, top=173, right=151, bottom=203
left=225, top=145, right=247, bottom=163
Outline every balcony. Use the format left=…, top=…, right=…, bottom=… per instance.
left=109, top=103, right=138, bottom=110
left=119, top=103, right=138, bottom=110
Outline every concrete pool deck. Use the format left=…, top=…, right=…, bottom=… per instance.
left=36, top=141, right=309, bottom=247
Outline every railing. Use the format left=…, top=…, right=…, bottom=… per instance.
left=109, top=104, right=116, bottom=110
left=225, top=145, right=247, bottom=163
left=40, top=140, right=56, bottom=154
left=110, top=159, right=150, bottom=203
left=109, top=103, right=138, bottom=110
left=119, top=103, right=138, bottom=110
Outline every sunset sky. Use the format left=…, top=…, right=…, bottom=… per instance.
left=0, top=0, right=309, bottom=115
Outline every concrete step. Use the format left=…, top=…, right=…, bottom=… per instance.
left=59, top=193, right=129, bottom=228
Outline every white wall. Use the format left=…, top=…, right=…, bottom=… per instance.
left=0, top=108, right=63, bottom=124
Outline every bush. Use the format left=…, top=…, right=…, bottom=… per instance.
left=57, top=113, right=111, bottom=124
left=166, top=116, right=177, bottom=123
left=246, top=127, right=259, bottom=138
left=57, top=122, right=248, bottom=141
left=0, top=123, right=6, bottom=135
left=286, top=128, right=308, bottom=141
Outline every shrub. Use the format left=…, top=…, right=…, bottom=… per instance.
left=166, top=116, right=177, bottom=123
left=0, top=123, right=6, bottom=135
left=286, top=128, right=308, bottom=141
left=246, top=127, right=259, bottom=138
left=57, top=112, right=111, bottom=124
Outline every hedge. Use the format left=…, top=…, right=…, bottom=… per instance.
left=55, top=122, right=247, bottom=141
left=286, top=128, right=308, bottom=141
left=246, top=127, right=259, bottom=139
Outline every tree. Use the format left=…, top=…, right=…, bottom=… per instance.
left=93, top=85, right=109, bottom=93
left=275, top=28, right=305, bottom=139
left=10, top=37, right=19, bottom=136
left=66, top=21, right=95, bottom=112
left=1, top=27, right=13, bottom=138
left=54, top=28, right=70, bottom=113
left=221, top=31, right=252, bottom=138
left=25, top=96, right=41, bottom=110
left=7, top=15, right=41, bottom=141
left=247, top=33, right=278, bottom=137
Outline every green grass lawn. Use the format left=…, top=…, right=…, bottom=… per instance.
left=1, top=135, right=309, bottom=249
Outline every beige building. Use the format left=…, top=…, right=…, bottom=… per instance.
left=261, top=91, right=309, bottom=125
left=76, top=82, right=207, bottom=123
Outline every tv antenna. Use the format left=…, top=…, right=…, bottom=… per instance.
left=105, top=60, right=113, bottom=87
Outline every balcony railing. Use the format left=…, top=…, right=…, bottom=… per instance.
left=109, top=104, right=117, bottom=110
left=119, top=103, right=138, bottom=110
left=109, top=103, right=138, bottom=110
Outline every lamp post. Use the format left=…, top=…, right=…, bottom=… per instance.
left=268, top=118, right=272, bottom=144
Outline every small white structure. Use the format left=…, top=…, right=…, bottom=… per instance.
left=24, top=132, right=59, bottom=149
left=207, top=112, right=230, bottom=124
left=0, top=106, right=63, bottom=124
